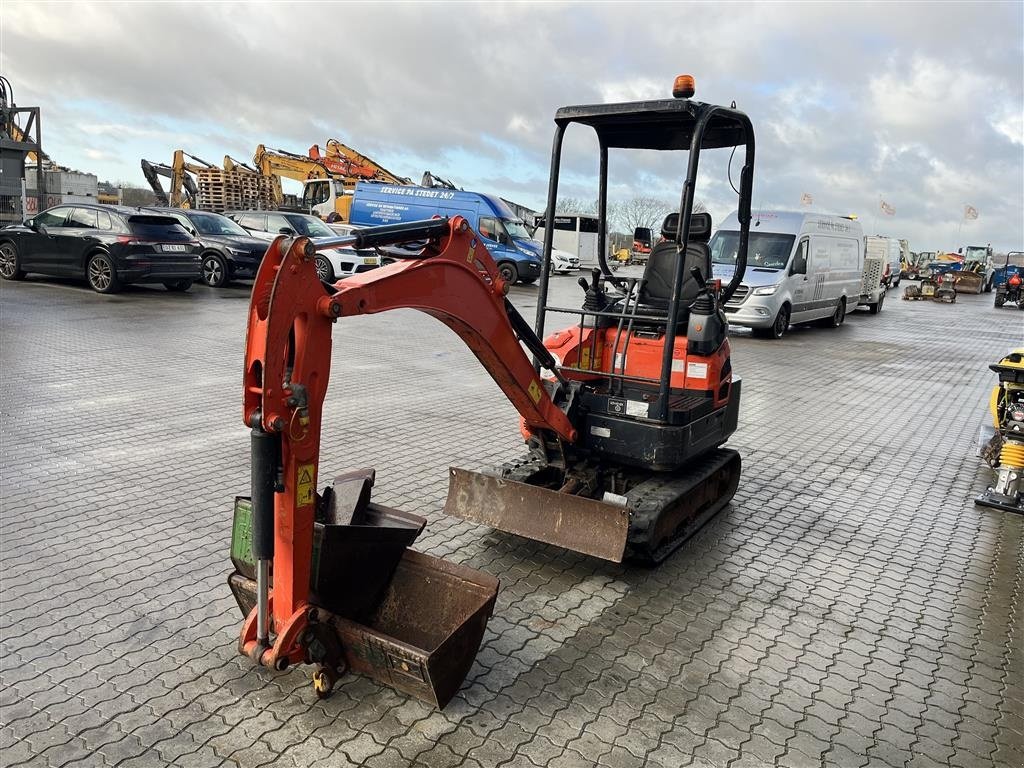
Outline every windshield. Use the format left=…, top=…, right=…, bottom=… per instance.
left=293, top=216, right=335, bottom=237
left=964, top=246, right=989, bottom=260
left=189, top=212, right=249, bottom=236
left=504, top=220, right=531, bottom=239
left=710, top=230, right=795, bottom=270
left=1007, top=253, right=1024, bottom=267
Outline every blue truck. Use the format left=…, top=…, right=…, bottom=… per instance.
left=347, top=183, right=543, bottom=284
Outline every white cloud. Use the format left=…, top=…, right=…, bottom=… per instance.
left=992, top=108, right=1024, bottom=146
left=2, top=1, right=1021, bottom=249
left=598, top=78, right=665, bottom=104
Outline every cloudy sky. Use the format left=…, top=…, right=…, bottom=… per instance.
left=2, top=1, right=1022, bottom=250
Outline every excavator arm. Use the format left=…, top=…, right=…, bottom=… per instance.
left=253, top=144, right=334, bottom=207
left=322, top=138, right=411, bottom=186
left=254, top=144, right=332, bottom=183
left=240, top=216, right=574, bottom=669
left=140, top=156, right=200, bottom=208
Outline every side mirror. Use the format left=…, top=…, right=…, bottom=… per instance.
left=24, top=218, right=36, bottom=231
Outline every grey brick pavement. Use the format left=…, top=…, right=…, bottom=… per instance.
left=1, top=273, right=1022, bottom=767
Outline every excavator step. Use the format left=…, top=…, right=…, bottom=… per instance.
left=444, top=447, right=741, bottom=565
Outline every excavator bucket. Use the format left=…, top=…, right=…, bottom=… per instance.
left=444, top=468, right=631, bottom=562
left=228, top=473, right=499, bottom=709
left=954, top=271, right=984, bottom=294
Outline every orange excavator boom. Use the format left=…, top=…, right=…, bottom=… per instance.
left=239, top=216, right=574, bottom=672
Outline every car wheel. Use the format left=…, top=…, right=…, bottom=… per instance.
left=893, top=275, right=901, bottom=288
left=995, top=294, right=1006, bottom=308
left=87, top=253, right=121, bottom=294
left=829, top=298, right=846, bottom=327
left=0, top=241, right=25, bottom=280
left=314, top=255, right=335, bottom=282
left=498, top=262, right=519, bottom=285
left=201, top=253, right=229, bottom=288
left=765, top=305, right=789, bottom=339
left=869, top=292, right=884, bottom=314
left=163, top=280, right=193, bottom=292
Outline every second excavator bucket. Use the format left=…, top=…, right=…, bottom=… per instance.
left=443, top=467, right=631, bottom=562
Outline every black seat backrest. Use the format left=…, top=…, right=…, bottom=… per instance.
left=641, top=212, right=712, bottom=307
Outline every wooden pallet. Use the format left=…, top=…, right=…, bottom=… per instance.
left=196, top=169, right=274, bottom=212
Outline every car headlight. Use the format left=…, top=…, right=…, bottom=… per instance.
left=227, top=247, right=250, bottom=256
left=752, top=285, right=778, bottom=296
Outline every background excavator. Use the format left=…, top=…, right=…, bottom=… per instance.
left=140, top=150, right=204, bottom=207
left=226, top=75, right=755, bottom=705
left=255, top=141, right=410, bottom=220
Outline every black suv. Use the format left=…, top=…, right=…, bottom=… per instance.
left=0, top=204, right=201, bottom=293
left=146, top=208, right=270, bottom=288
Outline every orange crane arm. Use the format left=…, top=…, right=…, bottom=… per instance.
left=239, top=216, right=572, bottom=669
left=322, top=138, right=411, bottom=185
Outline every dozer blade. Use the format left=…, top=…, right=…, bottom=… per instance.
left=444, top=467, right=631, bottom=562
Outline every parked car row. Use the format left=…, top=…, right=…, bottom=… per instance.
left=0, top=204, right=201, bottom=293
left=221, top=210, right=381, bottom=282
left=0, top=204, right=383, bottom=293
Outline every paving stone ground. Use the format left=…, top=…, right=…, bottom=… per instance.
left=1, top=271, right=1022, bottom=768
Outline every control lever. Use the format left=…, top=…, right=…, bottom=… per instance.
left=690, top=266, right=708, bottom=290
left=581, top=268, right=608, bottom=319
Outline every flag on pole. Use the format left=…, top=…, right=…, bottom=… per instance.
left=964, top=205, right=979, bottom=220
left=880, top=200, right=896, bottom=216
left=800, top=193, right=813, bottom=206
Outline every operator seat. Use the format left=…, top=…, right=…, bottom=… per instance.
left=639, top=211, right=713, bottom=317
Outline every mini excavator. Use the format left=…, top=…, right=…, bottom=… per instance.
left=228, top=76, right=755, bottom=704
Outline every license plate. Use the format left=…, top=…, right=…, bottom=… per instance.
left=162, top=244, right=188, bottom=252
left=363, top=257, right=377, bottom=265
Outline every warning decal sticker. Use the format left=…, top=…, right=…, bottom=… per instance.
left=297, top=464, right=315, bottom=507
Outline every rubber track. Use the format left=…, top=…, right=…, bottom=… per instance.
left=499, top=449, right=742, bottom=565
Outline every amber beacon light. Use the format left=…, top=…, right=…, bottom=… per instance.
left=672, top=75, right=696, bottom=99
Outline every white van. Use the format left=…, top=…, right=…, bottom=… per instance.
left=709, top=211, right=864, bottom=339
left=865, top=236, right=902, bottom=287
left=533, top=213, right=598, bottom=269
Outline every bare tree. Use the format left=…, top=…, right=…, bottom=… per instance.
left=116, top=183, right=159, bottom=207
left=552, top=195, right=707, bottom=239
left=554, top=196, right=595, bottom=214
left=612, top=197, right=672, bottom=234
left=609, top=197, right=708, bottom=234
